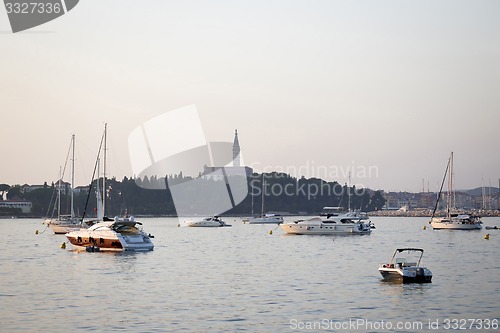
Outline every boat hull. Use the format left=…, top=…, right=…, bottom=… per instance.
left=49, top=224, right=81, bottom=234
left=431, top=221, right=482, bottom=230
left=379, top=267, right=432, bottom=283
left=66, top=233, right=154, bottom=252
left=247, top=217, right=283, bottom=224
left=280, top=222, right=372, bottom=235
left=186, top=217, right=230, bottom=227
left=65, top=223, right=154, bottom=252
left=187, top=221, right=230, bottom=227
left=45, top=218, right=82, bottom=234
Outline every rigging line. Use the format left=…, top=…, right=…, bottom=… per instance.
left=59, top=135, right=74, bottom=183
left=45, top=179, right=58, bottom=219
left=430, top=154, right=451, bottom=221
left=46, top=139, right=73, bottom=219
left=80, top=129, right=105, bottom=223
left=37, top=225, right=49, bottom=234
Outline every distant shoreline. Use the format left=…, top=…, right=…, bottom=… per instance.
left=369, top=210, right=500, bottom=217
left=3, top=209, right=500, bottom=219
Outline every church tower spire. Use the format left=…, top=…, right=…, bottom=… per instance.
left=232, top=129, right=240, bottom=167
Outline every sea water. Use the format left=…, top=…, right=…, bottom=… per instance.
left=0, top=217, right=499, bottom=332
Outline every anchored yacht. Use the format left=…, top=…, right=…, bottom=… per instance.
left=280, top=215, right=372, bottom=235
left=66, top=216, right=154, bottom=252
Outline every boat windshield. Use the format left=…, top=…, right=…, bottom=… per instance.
left=392, top=249, right=424, bottom=266
left=113, top=224, right=139, bottom=234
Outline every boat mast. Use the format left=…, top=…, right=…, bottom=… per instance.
left=96, top=158, right=103, bottom=220
left=448, top=151, right=454, bottom=215
left=450, top=152, right=457, bottom=210
left=261, top=174, right=265, bottom=217
left=251, top=184, right=254, bottom=216
left=79, top=128, right=105, bottom=222
left=71, top=134, right=75, bottom=219
left=430, top=153, right=451, bottom=220
left=481, top=176, right=485, bottom=209
left=57, top=166, right=62, bottom=220
left=348, top=171, right=351, bottom=212
left=103, top=123, right=107, bottom=217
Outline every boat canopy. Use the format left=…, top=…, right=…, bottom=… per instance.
left=396, top=248, right=424, bottom=253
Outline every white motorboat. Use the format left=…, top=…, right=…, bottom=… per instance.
left=430, top=152, right=482, bottom=230
left=66, top=216, right=154, bottom=252
left=280, top=215, right=372, bottom=235
left=378, top=248, right=432, bottom=283
left=186, top=216, right=231, bottom=227
left=65, top=124, right=154, bottom=252
left=248, top=214, right=283, bottom=224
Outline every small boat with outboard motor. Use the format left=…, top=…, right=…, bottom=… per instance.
left=378, top=248, right=432, bottom=283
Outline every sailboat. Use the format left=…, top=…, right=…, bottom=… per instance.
left=430, top=152, right=482, bottom=230
left=65, top=124, right=154, bottom=252
left=248, top=174, right=283, bottom=224
left=45, top=135, right=82, bottom=234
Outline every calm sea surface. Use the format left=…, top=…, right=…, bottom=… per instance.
left=0, top=217, right=499, bottom=332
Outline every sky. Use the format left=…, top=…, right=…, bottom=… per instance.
left=1, top=0, right=499, bottom=192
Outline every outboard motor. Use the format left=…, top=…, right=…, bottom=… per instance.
left=416, top=268, right=425, bottom=281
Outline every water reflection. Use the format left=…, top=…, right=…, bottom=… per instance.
left=1, top=217, right=499, bottom=332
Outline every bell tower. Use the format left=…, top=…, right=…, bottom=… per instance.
left=232, top=129, right=240, bottom=167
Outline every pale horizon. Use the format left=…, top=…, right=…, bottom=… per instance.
left=1, top=1, right=499, bottom=193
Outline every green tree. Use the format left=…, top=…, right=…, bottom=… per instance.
left=7, top=185, right=23, bottom=200
left=367, top=191, right=386, bottom=211
left=0, top=184, right=10, bottom=200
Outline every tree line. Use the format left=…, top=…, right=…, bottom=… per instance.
left=0, top=172, right=386, bottom=217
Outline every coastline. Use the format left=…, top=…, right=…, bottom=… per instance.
left=368, top=209, right=500, bottom=217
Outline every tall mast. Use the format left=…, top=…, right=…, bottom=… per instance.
left=71, top=134, right=75, bottom=219
left=261, top=174, right=265, bottom=216
left=103, top=123, right=107, bottom=217
left=251, top=184, right=254, bottom=216
left=57, top=166, right=62, bottom=220
left=481, top=176, right=485, bottom=209
left=348, top=171, right=351, bottom=212
left=96, top=158, right=103, bottom=220
left=430, top=155, right=450, bottom=220
left=427, top=180, right=430, bottom=209
left=446, top=152, right=453, bottom=216
left=450, top=152, right=455, bottom=210
left=488, top=179, right=492, bottom=210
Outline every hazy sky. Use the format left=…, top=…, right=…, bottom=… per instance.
left=1, top=0, right=499, bottom=192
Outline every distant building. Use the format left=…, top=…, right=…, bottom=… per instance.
left=382, top=192, right=414, bottom=210
left=23, top=181, right=71, bottom=195
left=21, top=184, right=46, bottom=193
left=0, top=200, right=32, bottom=213
left=74, top=185, right=89, bottom=194
left=53, top=180, right=71, bottom=195
left=202, top=129, right=253, bottom=180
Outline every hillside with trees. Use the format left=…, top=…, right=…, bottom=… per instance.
left=0, top=173, right=386, bottom=217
